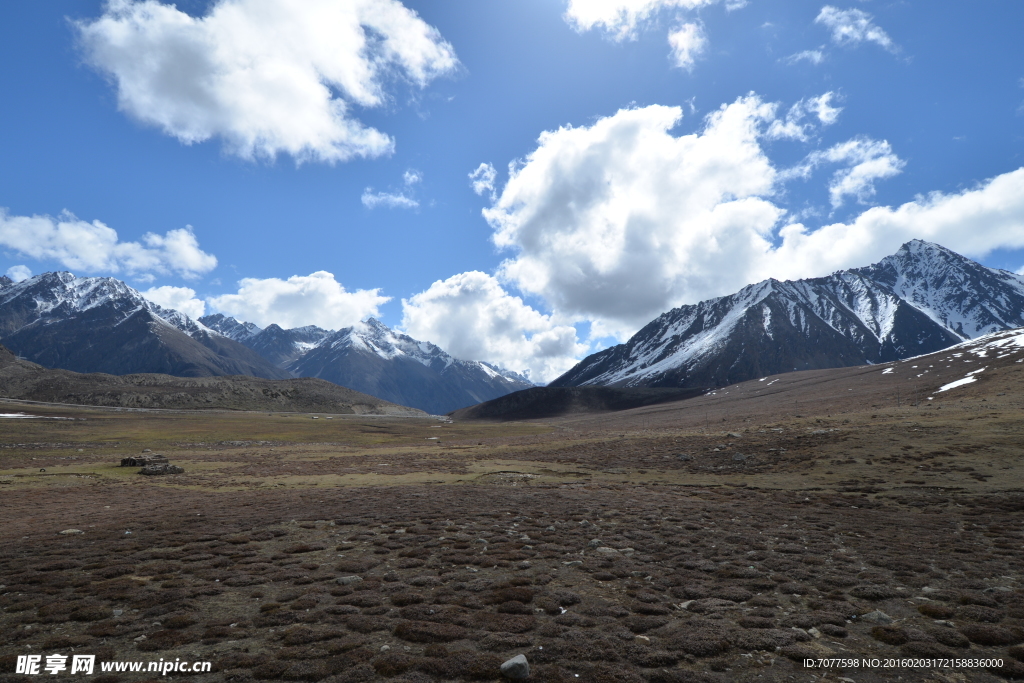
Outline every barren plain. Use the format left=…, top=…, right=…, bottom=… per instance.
left=1, top=337, right=1023, bottom=682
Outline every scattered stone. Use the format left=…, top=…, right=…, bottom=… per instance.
left=59, top=529, right=84, bottom=535
left=727, top=432, right=742, bottom=438
left=860, top=610, right=893, bottom=624
left=500, top=654, right=530, bottom=680
left=677, top=454, right=692, bottom=461
left=595, top=547, right=620, bottom=554
left=732, top=453, right=747, bottom=461
left=336, top=576, right=363, bottom=585
left=588, top=538, right=604, bottom=547
left=563, top=560, right=582, bottom=567
left=139, top=464, right=184, bottom=475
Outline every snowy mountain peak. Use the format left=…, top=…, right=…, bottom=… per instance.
left=552, top=241, right=1024, bottom=390
left=0, top=272, right=287, bottom=380
left=857, top=240, right=1024, bottom=339
left=200, top=313, right=264, bottom=341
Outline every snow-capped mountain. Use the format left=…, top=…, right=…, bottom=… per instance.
left=199, top=312, right=263, bottom=343
left=551, top=240, right=1024, bottom=389
left=0, top=272, right=288, bottom=379
left=203, top=314, right=533, bottom=414
left=287, top=318, right=533, bottom=414
left=851, top=240, right=1024, bottom=338
left=201, top=314, right=332, bottom=367
left=0, top=271, right=531, bottom=413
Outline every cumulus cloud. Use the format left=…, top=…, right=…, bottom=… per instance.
left=402, top=169, right=422, bottom=185
left=485, top=96, right=781, bottom=337
left=401, top=271, right=586, bottom=383
left=207, top=271, right=389, bottom=329
left=5, top=265, right=31, bottom=282
left=361, top=189, right=418, bottom=209
left=143, top=285, right=206, bottom=319
left=564, top=0, right=717, bottom=40
left=667, top=22, right=707, bottom=70
left=803, top=92, right=842, bottom=125
left=480, top=94, right=1024, bottom=341
left=77, top=0, right=458, bottom=163
left=0, top=208, right=217, bottom=279
left=815, top=6, right=896, bottom=51
left=767, top=92, right=842, bottom=141
left=764, top=168, right=1024, bottom=283
left=469, top=163, right=497, bottom=201
left=810, top=137, right=905, bottom=207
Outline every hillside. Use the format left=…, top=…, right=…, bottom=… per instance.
left=0, top=344, right=424, bottom=415
left=449, top=386, right=705, bottom=421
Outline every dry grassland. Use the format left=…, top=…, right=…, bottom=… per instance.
left=1, top=351, right=1023, bottom=682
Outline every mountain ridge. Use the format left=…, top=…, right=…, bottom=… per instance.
left=201, top=313, right=534, bottom=414
left=551, top=240, right=1024, bottom=389
left=0, top=272, right=288, bottom=380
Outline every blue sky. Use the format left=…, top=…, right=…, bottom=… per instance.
left=2, top=0, right=1024, bottom=381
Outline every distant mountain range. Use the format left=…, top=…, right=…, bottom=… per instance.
left=200, top=314, right=533, bottom=414
left=0, top=272, right=531, bottom=414
left=0, top=343, right=424, bottom=415
left=0, top=272, right=286, bottom=380
left=551, top=240, right=1024, bottom=389
left=5, top=240, right=1021, bottom=413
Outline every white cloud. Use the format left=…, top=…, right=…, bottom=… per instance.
left=5, top=265, right=31, bottom=282
left=207, top=271, right=389, bottom=329
left=469, top=163, right=497, bottom=201
left=786, top=49, right=825, bottom=65
left=485, top=96, right=781, bottom=338
left=767, top=92, right=842, bottom=141
left=803, top=92, right=841, bottom=125
left=480, top=93, right=1024, bottom=341
left=403, top=169, right=422, bottom=185
left=667, top=22, right=707, bottom=70
left=401, top=271, right=586, bottom=383
left=564, top=0, right=717, bottom=41
left=361, top=189, right=418, bottom=209
left=0, top=208, right=217, bottom=279
left=811, top=137, right=905, bottom=207
left=765, top=168, right=1024, bottom=283
left=77, top=0, right=458, bottom=163
left=815, top=6, right=895, bottom=51
left=143, top=285, right=206, bottom=319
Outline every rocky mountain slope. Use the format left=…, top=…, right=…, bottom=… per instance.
left=0, top=343, right=423, bottom=414
left=0, top=273, right=288, bottom=380
left=551, top=240, right=1024, bottom=389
